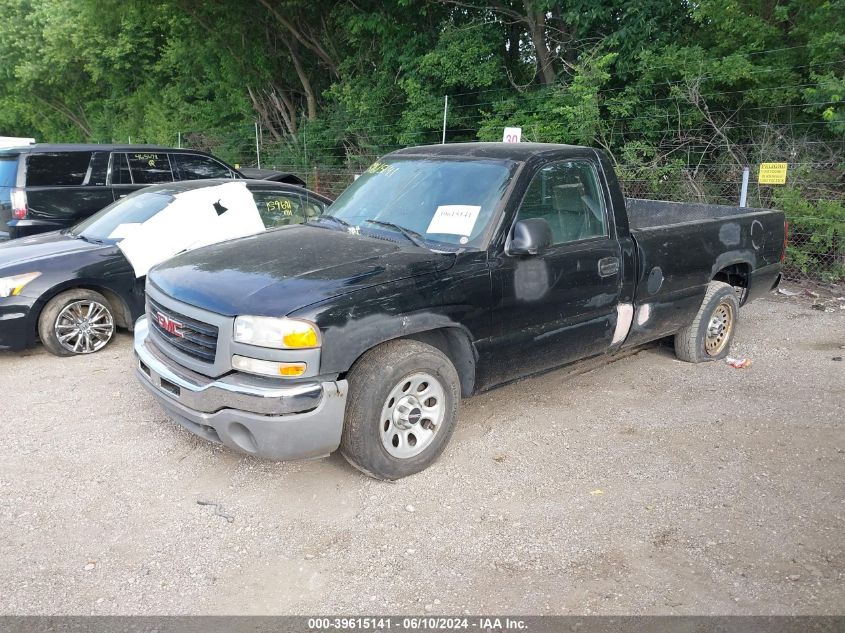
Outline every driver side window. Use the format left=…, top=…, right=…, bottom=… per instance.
left=516, top=161, right=607, bottom=245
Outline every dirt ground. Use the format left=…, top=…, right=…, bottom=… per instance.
left=0, top=289, right=843, bottom=615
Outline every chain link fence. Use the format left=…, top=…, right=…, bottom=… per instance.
left=615, top=162, right=845, bottom=282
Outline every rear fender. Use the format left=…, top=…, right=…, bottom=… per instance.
left=710, top=251, right=754, bottom=280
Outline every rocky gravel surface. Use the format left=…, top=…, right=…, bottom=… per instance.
left=0, top=290, right=842, bottom=615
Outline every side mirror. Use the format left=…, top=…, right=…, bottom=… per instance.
left=508, top=218, right=552, bottom=256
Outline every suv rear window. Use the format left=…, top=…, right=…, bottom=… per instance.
left=173, top=153, right=232, bottom=180
left=127, top=152, right=173, bottom=184
left=111, top=153, right=132, bottom=184
left=26, top=152, right=92, bottom=186
left=0, top=155, right=18, bottom=187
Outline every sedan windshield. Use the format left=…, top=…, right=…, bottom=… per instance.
left=73, top=190, right=175, bottom=242
left=320, top=157, right=515, bottom=249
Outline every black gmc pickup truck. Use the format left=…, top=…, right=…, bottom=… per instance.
left=133, top=143, right=786, bottom=479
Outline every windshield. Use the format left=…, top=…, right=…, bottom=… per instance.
left=74, top=190, right=175, bottom=241
left=322, top=157, right=515, bottom=248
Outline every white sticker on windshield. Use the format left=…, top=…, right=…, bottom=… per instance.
left=107, top=223, right=142, bottom=240
left=427, top=205, right=481, bottom=236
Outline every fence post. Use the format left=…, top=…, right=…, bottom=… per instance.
left=254, top=121, right=261, bottom=169
left=739, top=166, right=750, bottom=207
left=177, top=131, right=181, bottom=149
left=441, top=95, right=448, bottom=144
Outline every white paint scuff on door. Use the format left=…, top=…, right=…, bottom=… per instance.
left=611, top=303, right=634, bottom=345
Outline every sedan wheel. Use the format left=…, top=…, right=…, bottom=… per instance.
left=38, top=289, right=118, bottom=357
left=55, top=300, right=115, bottom=354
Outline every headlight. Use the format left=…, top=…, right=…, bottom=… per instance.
left=233, top=316, right=320, bottom=349
left=0, top=272, right=41, bottom=298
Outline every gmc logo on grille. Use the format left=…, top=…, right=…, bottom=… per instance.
left=155, top=311, right=185, bottom=338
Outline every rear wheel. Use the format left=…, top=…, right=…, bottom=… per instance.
left=340, top=339, right=460, bottom=480
left=38, top=289, right=116, bottom=356
left=674, top=281, right=739, bottom=363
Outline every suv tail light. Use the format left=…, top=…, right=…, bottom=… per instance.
left=11, top=187, right=27, bottom=219
left=781, top=220, right=789, bottom=263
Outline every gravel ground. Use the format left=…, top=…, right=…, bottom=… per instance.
left=0, top=290, right=843, bottom=615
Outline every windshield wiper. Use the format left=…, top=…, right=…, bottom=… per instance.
left=365, top=219, right=428, bottom=249
left=77, top=234, right=103, bottom=244
left=310, top=215, right=351, bottom=230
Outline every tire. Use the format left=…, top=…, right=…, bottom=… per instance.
left=38, top=289, right=116, bottom=356
left=340, top=339, right=461, bottom=480
left=674, top=280, right=739, bottom=363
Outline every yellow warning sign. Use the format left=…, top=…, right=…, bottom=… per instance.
left=758, top=162, right=788, bottom=185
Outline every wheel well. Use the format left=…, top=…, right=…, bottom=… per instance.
left=346, top=327, right=477, bottom=397
left=713, top=263, right=750, bottom=304
left=37, top=284, right=133, bottom=330
left=94, top=287, right=133, bottom=329
left=405, top=328, right=476, bottom=396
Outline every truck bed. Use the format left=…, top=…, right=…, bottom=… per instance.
left=625, top=197, right=774, bottom=230
left=620, top=197, right=785, bottom=349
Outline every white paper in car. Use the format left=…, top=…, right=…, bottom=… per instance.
left=426, top=205, right=481, bottom=236
left=118, top=182, right=265, bottom=277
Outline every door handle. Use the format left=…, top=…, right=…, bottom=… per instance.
left=598, top=256, right=619, bottom=277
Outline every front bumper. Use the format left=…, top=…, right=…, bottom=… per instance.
left=133, top=316, right=348, bottom=460
left=0, top=296, right=37, bottom=350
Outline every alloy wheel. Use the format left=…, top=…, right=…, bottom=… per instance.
left=54, top=300, right=115, bottom=354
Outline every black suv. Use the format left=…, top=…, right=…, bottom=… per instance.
left=0, top=144, right=242, bottom=240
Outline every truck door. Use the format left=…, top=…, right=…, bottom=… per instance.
left=489, top=159, right=622, bottom=382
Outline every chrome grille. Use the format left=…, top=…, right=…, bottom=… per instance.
left=147, top=296, right=218, bottom=363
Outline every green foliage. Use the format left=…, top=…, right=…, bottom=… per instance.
left=773, top=184, right=845, bottom=281
left=0, top=0, right=841, bottom=277
left=477, top=53, right=616, bottom=145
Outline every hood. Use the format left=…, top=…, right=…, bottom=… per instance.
left=148, top=224, right=455, bottom=316
left=0, top=231, right=107, bottom=270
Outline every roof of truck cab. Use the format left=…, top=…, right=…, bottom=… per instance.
left=0, top=143, right=215, bottom=154
left=387, top=142, right=598, bottom=161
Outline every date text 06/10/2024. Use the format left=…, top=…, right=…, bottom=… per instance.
left=307, top=617, right=528, bottom=631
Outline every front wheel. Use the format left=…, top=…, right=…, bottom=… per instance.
left=674, top=280, right=739, bottom=363
left=38, top=289, right=116, bottom=356
left=340, top=339, right=460, bottom=480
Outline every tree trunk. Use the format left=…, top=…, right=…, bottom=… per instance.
left=269, top=89, right=299, bottom=137
left=255, top=0, right=339, bottom=76
left=285, top=40, right=318, bottom=121
left=523, top=0, right=556, bottom=85
left=34, top=95, right=94, bottom=138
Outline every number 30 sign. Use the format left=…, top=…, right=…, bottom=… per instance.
left=503, top=127, right=522, bottom=143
